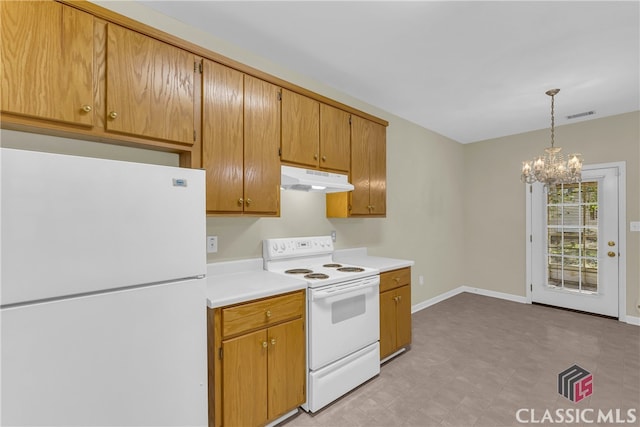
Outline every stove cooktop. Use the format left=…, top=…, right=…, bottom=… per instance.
left=266, top=259, right=378, bottom=288
left=263, top=236, right=379, bottom=288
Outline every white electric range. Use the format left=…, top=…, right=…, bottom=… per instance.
left=263, top=236, right=380, bottom=413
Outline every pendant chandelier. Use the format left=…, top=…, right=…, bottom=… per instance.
left=521, top=89, right=583, bottom=189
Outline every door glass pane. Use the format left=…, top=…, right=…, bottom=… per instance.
left=546, top=181, right=599, bottom=294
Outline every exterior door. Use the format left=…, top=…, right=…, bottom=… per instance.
left=531, top=166, right=620, bottom=317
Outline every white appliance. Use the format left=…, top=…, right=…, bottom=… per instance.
left=280, top=165, right=355, bottom=193
left=1, top=148, right=208, bottom=426
left=263, top=236, right=380, bottom=413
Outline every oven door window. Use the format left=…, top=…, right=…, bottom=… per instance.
left=331, top=294, right=366, bottom=324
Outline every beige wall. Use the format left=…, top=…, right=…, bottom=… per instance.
left=464, top=112, right=640, bottom=317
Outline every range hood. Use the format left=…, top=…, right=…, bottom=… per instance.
left=281, top=165, right=354, bottom=193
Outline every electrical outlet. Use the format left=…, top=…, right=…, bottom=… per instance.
left=630, top=221, right=640, bottom=232
left=419, top=275, right=424, bottom=286
left=331, top=230, right=337, bottom=242
left=207, top=236, right=218, bottom=253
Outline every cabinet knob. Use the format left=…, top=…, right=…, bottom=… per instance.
left=394, top=277, right=400, bottom=283
left=322, top=156, right=327, bottom=161
left=81, top=105, right=92, bottom=113
left=266, top=310, right=272, bottom=318
left=246, top=198, right=252, bottom=206
left=270, top=338, right=276, bottom=346
left=393, top=296, right=399, bottom=303
left=314, top=154, right=318, bottom=160
left=108, top=111, right=118, bottom=120
left=262, top=341, right=268, bottom=348
left=238, top=198, right=244, bottom=206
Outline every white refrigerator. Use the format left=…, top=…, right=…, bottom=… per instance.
left=1, top=148, right=208, bottom=426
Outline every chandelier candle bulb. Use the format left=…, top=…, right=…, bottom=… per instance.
left=520, top=89, right=583, bottom=189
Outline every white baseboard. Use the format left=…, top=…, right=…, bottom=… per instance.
left=411, top=285, right=527, bottom=313
left=411, top=286, right=639, bottom=327
left=460, top=285, right=528, bottom=304
left=411, top=286, right=466, bottom=313
left=626, top=315, right=640, bottom=326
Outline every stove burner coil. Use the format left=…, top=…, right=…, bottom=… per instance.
left=304, top=273, right=330, bottom=280
left=337, top=267, right=365, bottom=272
left=285, top=269, right=313, bottom=274
left=323, top=263, right=343, bottom=268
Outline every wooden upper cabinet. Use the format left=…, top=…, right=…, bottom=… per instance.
left=1, top=1, right=94, bottom=126
left=202, top=66, right=279, bottom=216
left=319, top=104, right=350, bottom=173
left=368, top=118, right=387, bottom=214
left=106, top=23, right=197, bottom=145
left=202, top=60, right=244, bottom=213
left=327, top=115, right=386, bottom=217
left=243, top=75, right=281, bottom=215
left=281, top=89, right=320, bottom=168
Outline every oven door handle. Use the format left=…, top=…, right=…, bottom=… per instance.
left=311, top=279, right=379, bottom=301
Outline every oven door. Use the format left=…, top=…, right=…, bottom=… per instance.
left=308, top=275, right=380, bottom=370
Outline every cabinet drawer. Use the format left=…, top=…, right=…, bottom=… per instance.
left=221, top=291, right=304, bottom=338
left=380, top=268, right=411, bottom=293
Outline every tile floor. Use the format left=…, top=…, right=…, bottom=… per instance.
left=282, top=292, right=640, bottom=427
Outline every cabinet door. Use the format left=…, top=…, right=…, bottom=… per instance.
left=281, top=89, right=319, bottom=168
left=368, top=120, right=387, bottom=215
left=202, top=60, right=244, bottom=213
left=222, top=330, right=268, bottom=427
left=379, top=289, right=397, bottom=360
left=244, top=75, right=280, bottom=214
left=396, top=285, right=412, bottom=350
left=319, top=104, right=350, bottom=172
left=106, top=23, right=196, bottom=145
left=350, top=115, right=373, bottom=215
left=267, top=318, right=306, bottom=419
left=1, top=1, right=94, bottom=126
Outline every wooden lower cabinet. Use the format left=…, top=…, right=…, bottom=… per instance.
left=379, top=268, right=412, bottom=360
left=209, top=290, right=306, bottom=427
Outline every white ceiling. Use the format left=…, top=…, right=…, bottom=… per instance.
left=137, top=1, right=639, bottom=144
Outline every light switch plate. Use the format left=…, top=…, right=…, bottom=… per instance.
left=631, top=222, right=640, bottom=232
left=207, top=236, right=218, bottom=253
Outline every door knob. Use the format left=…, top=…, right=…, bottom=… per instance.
left=607, top=251, right=617, bottom=257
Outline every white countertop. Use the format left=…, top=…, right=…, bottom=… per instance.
left=334, top=248, right=414, bottom=272
left=206, top=258, right=307, bottom=308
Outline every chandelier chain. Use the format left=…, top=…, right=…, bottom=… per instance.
left=550, top=92, right=555, bottom=148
